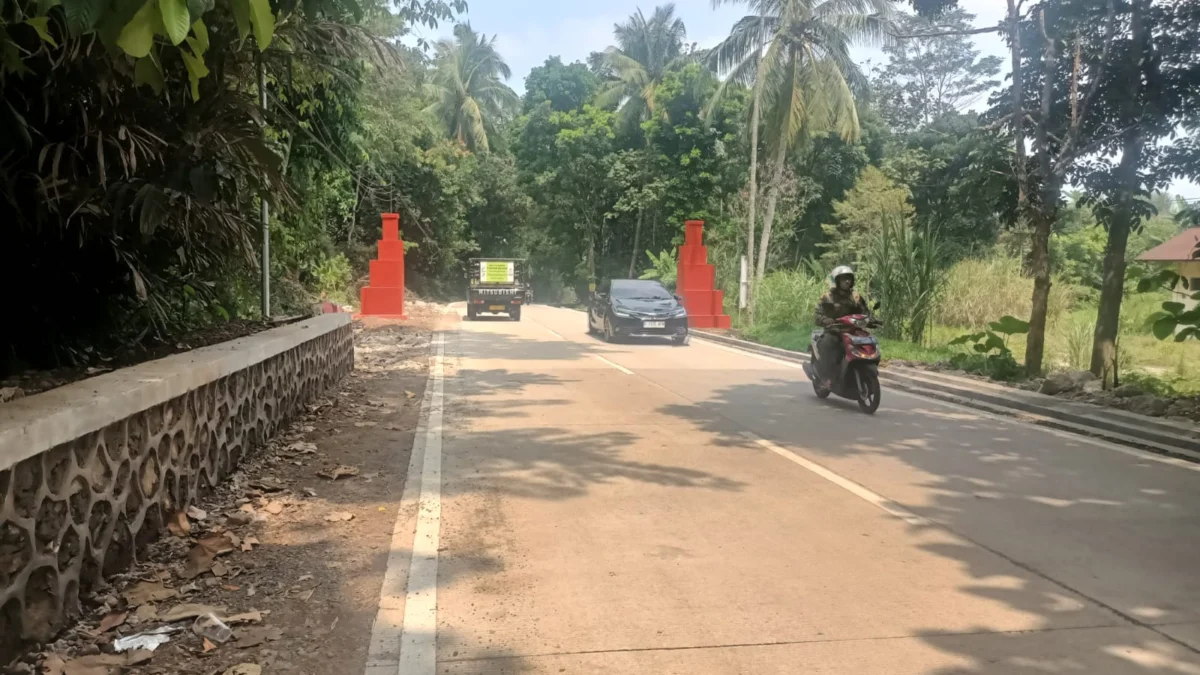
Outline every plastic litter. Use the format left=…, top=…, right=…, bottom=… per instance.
left=112, top=626, right=180, bottom=652
left=193, top=613, right=233, bottom=643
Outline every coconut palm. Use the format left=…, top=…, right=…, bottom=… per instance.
left=426, top=23, right=520, bottom=153
left=595, top=4, right=690, bottom=274
left=595, top=4, right=690, bottom=132
left=708, top=0, right=895, bottom=292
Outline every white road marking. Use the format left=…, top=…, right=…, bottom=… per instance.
left=743, top=431, right=929, bottom=526
left=364, top=334, right=445, bottom=675
left=541, top=307, right=1199, bottom=472
left=540, top=325, right=565, bottom=339
left=593, top=354, right=635, bottom=375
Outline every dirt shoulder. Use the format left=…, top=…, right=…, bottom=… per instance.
left=13, top=306, right=458, bottom=675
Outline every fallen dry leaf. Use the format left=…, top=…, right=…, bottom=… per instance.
left=225, top=610, right=263, bottom=624
left=181, top=534, right=237, bottom=579
left=134, top=603, right=158, bottom=621
left=404, top=390, right=416, bottom=399
left=97, top=610, right=127, bottom=633
left=384, top=423, right=404, bottom=431
left=264, top=501, right=284, bottom=515
left=202, top=637, right=217, bottom=653
left=222, top=665, right=262, bottom=675
left=316, top=465, right=359, bottom=480
left=125, top=649, right=154, bottom=666
left=55, top=653, right=128, bottom=675
left=235, top=626, right=284, bottom=648
left=354, top=421, right=377, bottom=428
left=166, top=510, right=191, bottom=537
left=324, top=511, right=355, bottom=522
left=158, top=603, right=227, bottom=623
left=187, top=505, right=208, bottom=520
left=222, top=584, right=241, bottom=592
left=211, top=561, right=229, bottom=577
left=123, top=581, right=178, bottom=607
left=241, top=536, right=259, bottom=552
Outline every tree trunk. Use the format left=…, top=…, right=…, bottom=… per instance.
left=628, top=207, right=644, bottom=278
left=746, top=72, right=762, bottom=319
left=1024, top=8, right=1060, bottom=376
left=1091, top=0, right=1149, bottom=383
left=757, top=132, right=789, bottom=283
left=1026, top=210, right=1054, bottom=375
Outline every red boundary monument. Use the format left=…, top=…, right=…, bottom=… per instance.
left=676, top=220, right=732, bottom=329
left=359, top=213, right=407, bottom=318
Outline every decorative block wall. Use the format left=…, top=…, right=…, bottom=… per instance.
left=359, top=213, right=407, bottom=317
left=0, top=314, right=353, bottom=661
left=676, top=220, right=732, bottom=329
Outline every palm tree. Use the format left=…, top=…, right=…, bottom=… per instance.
left=708, top=0, right=894, bottom=293
left=595, top=4, right=689, bottom=275
left=426, top=24, right=520, bottom=153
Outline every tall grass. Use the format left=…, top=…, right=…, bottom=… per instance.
left=935, top=256, right=1075, bottom=330
left=753, top=268, right=827, bottom=331
left=863, top=217, right=946, bottom=343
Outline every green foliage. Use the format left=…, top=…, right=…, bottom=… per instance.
left=752, top=268, right=826, bottom=331
left=948, top=316, right=1030, bottom=381
left=638, top=249, right=677, bottom=289
left=862, top=216, right=947, bottom=344
left=821, top=166, right=914, bottom=266
left=426, top=24, right=520, bottom=153
left=523, top=57, right=598, bottom=113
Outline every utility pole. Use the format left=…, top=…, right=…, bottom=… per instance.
left=257, top=53, right=271, bottom=319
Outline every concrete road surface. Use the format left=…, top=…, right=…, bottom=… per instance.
left=394, top=305, right=1200, bottom=674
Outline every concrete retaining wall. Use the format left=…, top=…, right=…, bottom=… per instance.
left=0, top=314, right=353, bottom=655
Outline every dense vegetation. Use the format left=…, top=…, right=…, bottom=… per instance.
left=3, top=0, right=1199, bottom=391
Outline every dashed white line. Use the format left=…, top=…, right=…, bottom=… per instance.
left=742, top=431, right=928, bottom=526
left=593, top=354, right=635, bottom=375
left=365, top=333, right=445, bottom=675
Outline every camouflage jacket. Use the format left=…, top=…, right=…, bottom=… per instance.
left=813, top=289, right=868, bottom=329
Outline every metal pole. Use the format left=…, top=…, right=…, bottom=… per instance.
left=739, top=255, right=748, bottom=309
left=257, top=53, right=271, bottom=319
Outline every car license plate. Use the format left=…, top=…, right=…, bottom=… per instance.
left=643, top=320, right=665, bottom=329
left=489, top=305, right=505, bottom=312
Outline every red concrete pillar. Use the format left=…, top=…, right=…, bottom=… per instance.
left=359, top=213, right=407, bottom=317
left=676, top=220, right=732, bottom=329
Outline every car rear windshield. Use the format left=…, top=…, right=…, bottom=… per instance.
left=611, top=280, right=672, bottom=300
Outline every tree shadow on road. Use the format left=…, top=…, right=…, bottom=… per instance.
left=655, top=374, right=1200, bottom=673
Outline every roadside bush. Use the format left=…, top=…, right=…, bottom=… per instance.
left=754, top=269, right=827, bottom=331
left=935, top=256, right=1074, bottom=329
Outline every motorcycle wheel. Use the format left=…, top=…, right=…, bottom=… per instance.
left=854, top=368, right=881, bottom=414
left=812, top=376, right=831, bottom=399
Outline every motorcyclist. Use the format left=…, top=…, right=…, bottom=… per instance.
left=813, top=265, right=869, bottom=389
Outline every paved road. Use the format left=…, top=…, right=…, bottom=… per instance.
left=423, top=305, right=1200, bottom=674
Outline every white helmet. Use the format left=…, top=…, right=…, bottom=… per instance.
left=829, top=265, right=855, bottom=289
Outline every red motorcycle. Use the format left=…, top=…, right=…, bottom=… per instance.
left=802, top=313, right=883, bottom=414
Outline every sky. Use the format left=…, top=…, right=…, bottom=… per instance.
left=406, top=0, right=1199, bottom=201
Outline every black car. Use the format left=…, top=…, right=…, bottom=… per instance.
left=587, top=279, right=689, bottom=345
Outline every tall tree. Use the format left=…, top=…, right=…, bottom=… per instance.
left=994, top=0, right=1121, bottom=375
left=595, top=4, right=689, bottom=274
left=427, top=23, right=520, bottom=153
left=709, top=0, right=895, bottom=292
left=595, top=4, right=689, bottom=134
left=523, top=56, right=599, bottom=113
left=872, top=8, right=1002, bottom=133
left=1086, top=0, right=1200, bottom=378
